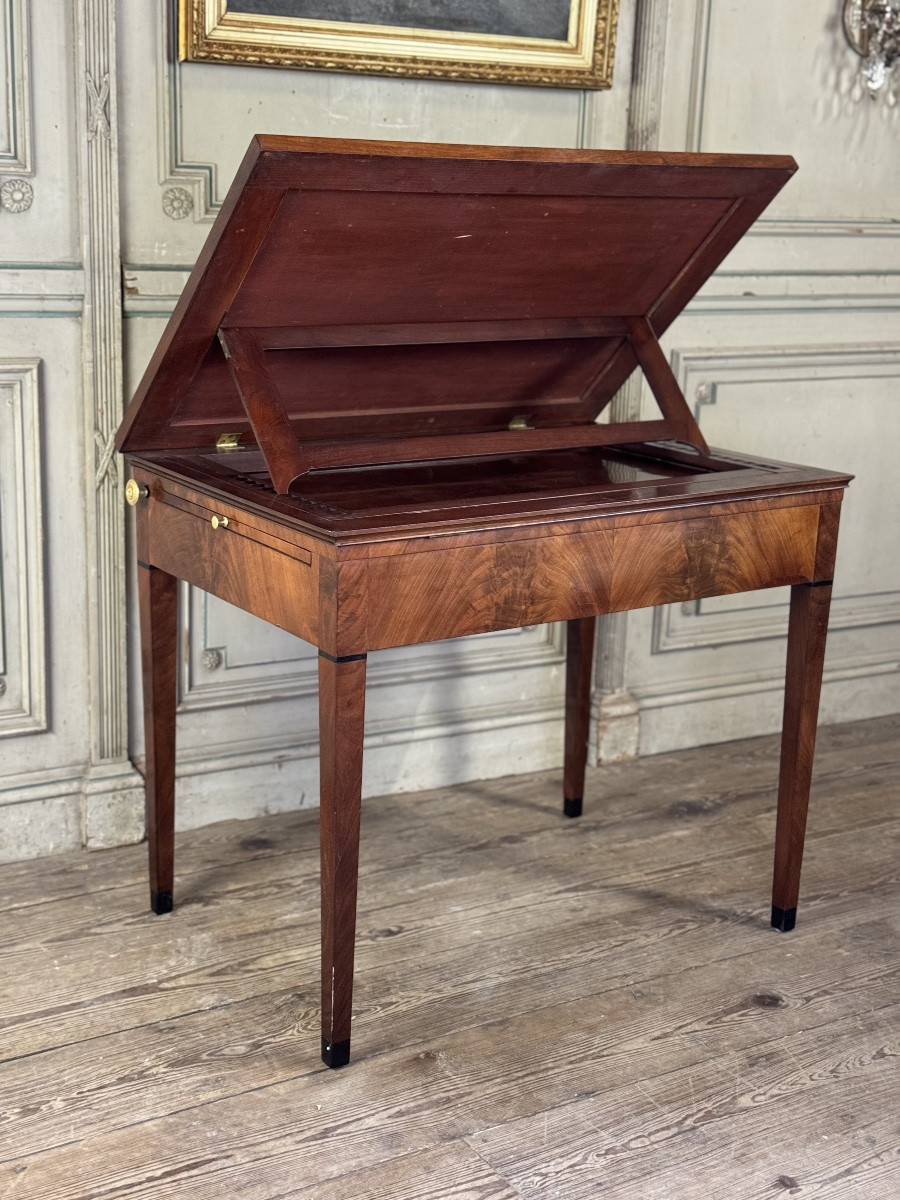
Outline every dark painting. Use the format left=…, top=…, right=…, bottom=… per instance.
left=229, top=1, right=573, bottom=42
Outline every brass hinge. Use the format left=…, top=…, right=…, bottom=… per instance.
left=216, top=432, right=241, bottom=451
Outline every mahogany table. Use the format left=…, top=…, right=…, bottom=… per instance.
left=117, top=137, right=850, bottom=1068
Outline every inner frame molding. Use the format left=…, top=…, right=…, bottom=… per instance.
left=0, top=0, right=33, bottom=174
left=0, top=360, right=46, bottom=737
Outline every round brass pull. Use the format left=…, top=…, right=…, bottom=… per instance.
left=125, top=479, right=148, bottom=507
left=211, top=515, right=229, bottom=529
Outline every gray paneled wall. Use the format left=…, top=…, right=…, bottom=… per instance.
left=1, top=0, right=897, bottom=861
left=616, top=0, right=900, bottom=756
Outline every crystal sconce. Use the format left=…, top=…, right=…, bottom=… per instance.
left=843, top=0, right=899, bottom=94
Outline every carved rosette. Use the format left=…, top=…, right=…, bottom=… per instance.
left=0, top=178, right=34, bottom=213
left=201, top=648, right=224, bottom=671
left=0, top=677, right=7, bottom=697
left=162, top=186, right=193, bottom=220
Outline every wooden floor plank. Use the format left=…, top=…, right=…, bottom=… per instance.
left=3, top=888, right=896, bottom=1166
left=2, top=991, right=896, bottom=1199
left=2, top=780, right=895, bottom=1063
left=2, top=713, right=894, bottom=916
left=280, top=1141, right=521, bottom=1200
left=0, top=715, right=897, bottom=1199
left=466, top=1013, right=900, bottom=1199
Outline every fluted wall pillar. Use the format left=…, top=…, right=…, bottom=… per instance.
left=76, top=0, right=145, bottom=845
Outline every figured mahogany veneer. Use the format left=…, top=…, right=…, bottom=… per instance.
left=117, top=137, right=851, bottom=1069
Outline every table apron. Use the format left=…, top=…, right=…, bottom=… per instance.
left=360, top=501, right=822, bottom=650
left=141, top=494, right=823, bottom=655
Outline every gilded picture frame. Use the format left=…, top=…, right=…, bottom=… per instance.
left=179, top=1, right=619, bottom=89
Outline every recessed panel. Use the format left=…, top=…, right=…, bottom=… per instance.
left=228, top=191, right=734, bottom=328
left=174, top=336, right=627, bottom=437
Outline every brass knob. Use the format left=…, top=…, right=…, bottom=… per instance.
left=125, top=479, right=148, bottom=506
left=210, top=515, right=229, bottom=529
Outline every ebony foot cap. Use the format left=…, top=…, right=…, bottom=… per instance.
left=322, top=1037, right=351, bottom=1069
left=151, top=890, right=173, bottom=915
left=771, top=905, right=797, bottom=933
left=563, top=796, right=583, bottom=819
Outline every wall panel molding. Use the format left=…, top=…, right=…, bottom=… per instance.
left=179, top=586, right=565, bottom=714
left=155, top=0, right=219, bottom=221
left=171, top=693, right=567, bottom=780
left=672, top=344, right=900, bottom=423
left=642, top=342, right=900, bottom=694
left=635, top=641, right=900, bottom=711
left=0, top=0, right=32, bottom=174
left=0, top=266, right=83, bottom=315
left=680, top=0, right=899, bottom=236
left=0, top=358, right=46, bottom=737
left=655, top=589, right=900, bottom=655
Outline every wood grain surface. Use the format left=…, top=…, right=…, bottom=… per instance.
left=137, top=564, right=178, bottom=914
left=1, top=715, right=897, bottom=1198
left=117, top=137, right=795, bottom=462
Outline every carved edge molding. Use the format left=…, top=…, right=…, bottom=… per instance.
left=647, top=344, right=900, bottom=661
left=1, top=0, right=32, bottom=174
left=0, top=360, right=47, bottom=737
left=75, top=0, right=132, bottom=772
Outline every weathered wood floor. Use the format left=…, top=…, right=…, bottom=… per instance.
left=1, top=715, right=898, bottom=1199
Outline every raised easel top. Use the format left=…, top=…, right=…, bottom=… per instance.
left=117, top=136, right=796, bottom=494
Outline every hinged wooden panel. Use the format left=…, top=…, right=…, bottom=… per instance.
left=117, top=137, right=796, bottom=492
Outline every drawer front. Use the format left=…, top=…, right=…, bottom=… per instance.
left=609, top=503, right=820, bottom=612
left=144, top=497, right=320, bottom=645
left=363, top=503, right=820, bottom=650
left=365, top=527, right=617, bottom=648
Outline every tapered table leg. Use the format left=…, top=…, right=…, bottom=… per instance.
left=318, top=651, right=367, bottom=1068
left=772, top=581, right=833, bottom=932
left=563, top=617, right=596, bottom=818
left=138, top=563, right=178, bottom=915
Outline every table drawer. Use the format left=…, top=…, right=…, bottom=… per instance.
left=144, top=493, right=320, bottom=645
left=609, top=502, right=820, bottom=611
left=362, top=502, right=820, bottom=650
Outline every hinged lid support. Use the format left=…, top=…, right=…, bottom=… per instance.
left=625, top=317, right=709, bottom=455
left=218, top=327, right=310, bottom=493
